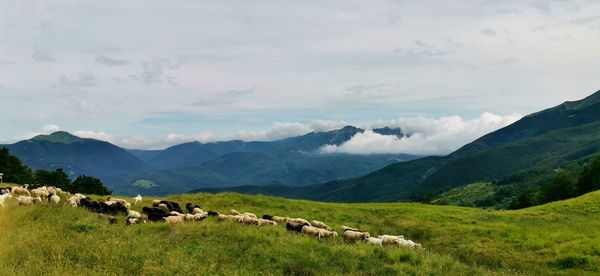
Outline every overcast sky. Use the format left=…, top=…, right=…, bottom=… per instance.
left=0, top=0, right=599, bottom=152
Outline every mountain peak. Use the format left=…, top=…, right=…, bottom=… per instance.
left=31, top=131, right=83, bottom=144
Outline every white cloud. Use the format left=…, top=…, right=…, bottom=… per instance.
left=321, top=112, right=522, bottom=155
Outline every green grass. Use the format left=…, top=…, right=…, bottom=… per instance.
left=1, top=186, right=600, bottom=275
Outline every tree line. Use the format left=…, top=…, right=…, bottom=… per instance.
left=509, top=155, right=600, bottom=209
left=0, top=147, right=111, bottom=195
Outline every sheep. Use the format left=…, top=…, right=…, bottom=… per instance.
left=318, top=229, right=338, bottom=238
left=366, top=237, right=383, bottom=246
left=310, top=220, right=330, bottom=230
left=341, top=225, right=360, bottom=232
left=30, top=188, right=49, bottom=199
left=127, top=210, right=142, bottom=219
left=257, top=219, right=277, bottom=226
left=0, top=187, right=12, bottom=194
left=207, top=211, right=219, bottom=217
left=158, top=203, right=170, bottom=213
left=12, top=187, right=30, bottom=196
left=185, top=203, right=202, bottom=214
left=152, top=199, right=161, bottom=206
left=134, top=194, right=142, bottom=205
left=229, top=209, right=241, bottom=215
left=262, top=214, right=273, bottom=220
left=17, top=195, right=33, bottom=206
left=289, top=218, right=311, bottom=226
left=394, top=238, right=423, bottom=250
left=170, top=211, right=182, bottom=216
left=47, top=186, right=57, bottom=195
left=142, top=206, right=170, bottom=221
left=272, top=216, right=289, bottom=222
left=193, top=212, right=208, bottom=221
left=301, top=225, right=322, bottom=238
left=286, top=221, right=309, bottom=233
left=126, top=217, right=140, bottom=226
left=0, top=193, right=12, bottom=208
left=377, top=235, right=405, bottom=246
left=32, top=196, right=43, bottom=204
left=217, top=214, right=230, bottom=221
left=49, top=194, right=61, bottom=205
left=243, top=212, right=257, bottom=219
left=343, top=230, right=370, bottom=241
left=240, top=216, right=259, bottom=225
left=164, top=215, right=184, bottom=224
left=183, top=214, right=196, bottom=221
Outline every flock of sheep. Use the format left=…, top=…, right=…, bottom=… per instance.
left=0, top=185, right=423, bottom=250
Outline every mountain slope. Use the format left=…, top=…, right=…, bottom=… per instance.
left=5, top=132, right=147, bottom=178
left=197, top=90, right=600, bottom=202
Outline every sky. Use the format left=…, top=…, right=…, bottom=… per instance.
left=0, top=0, right=599, bottom=153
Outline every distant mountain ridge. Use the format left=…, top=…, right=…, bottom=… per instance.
left=194, top=90, right=600, bottom=203
left=1, top=125, right=420, bottom=195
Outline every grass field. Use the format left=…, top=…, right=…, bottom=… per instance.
left=1, top=185, right=599, bottom=275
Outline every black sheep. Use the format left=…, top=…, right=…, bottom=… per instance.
left=142, top=206, right=170, bottom=221
left=286, top=221, right=309, bottom=233
left=185, top=203, right=202, bottom=214
left=207, top=211, right=219, bottom=217
left=262, top=214, right=273, bottom=220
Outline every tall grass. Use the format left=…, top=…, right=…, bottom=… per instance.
left=1, top=188, right=599, bottom=275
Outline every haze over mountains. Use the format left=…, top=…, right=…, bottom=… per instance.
left=2, top=126, right=421, bottom=195
left=196, top=90, right=600, bottom=205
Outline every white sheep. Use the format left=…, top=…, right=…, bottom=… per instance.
left=32, top=196, right=43, bottom=204
left=12, top=187, right=30, bottom=196
left=17, top=196, right=34, bottom=205
left=289, top=218, right=311, bottom=226
left=301, top=225, right=323, bottom=238
left=242, top=212, right=257, bottom=219
left=127, top=210, right=142, bottom=219
left=229, top=209, right=241, bottom=215
left=318, top=229, right=338, bottom=238
left=366, top=237, right=383, bottom=246
left=257, top=219, right=277, bottom=226
left=378, top=235, right=405, bottom=246
left=164, top=215, right=184, bottom=224
left=30, top=188, right=49, bottom=199
left=0, top=193, right=12, bottom=208
left=310, top=220, right=330, bottom=230
left=343, top=230, right=370, bottom=241
left=271, top=216, right=289, bottom=222
left=395, top=238, right=423, bottom=250
left=192, top=207, right=203, bottom=214
left=134, top=194, right=142, bottom=205
left=49, top=194, right=61, bottom=205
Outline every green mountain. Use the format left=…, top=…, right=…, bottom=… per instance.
left=3, top=127, right=420, bottom=196
left=4, top=132, right=147, bottom=179
left=195, top=90, right=600, bottom=203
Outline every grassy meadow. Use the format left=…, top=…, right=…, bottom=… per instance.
left=1, top=185, right=599, bottom=275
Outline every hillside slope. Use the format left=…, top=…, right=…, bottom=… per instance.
left=203, top=90, right=600, bottom=202
left=0, top=187, right=599, bottom=274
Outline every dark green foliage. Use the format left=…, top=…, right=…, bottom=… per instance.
left=0, top=147, right=33, bottom=183
left=71, top=175, right=112, bottom=195
left=542, top=171, right=575, bottom=202
left=577, top=156, right=600, bottom=194
left=34, top=168, right=71, bottom=189
left=509, top=187, right=541, bottom=209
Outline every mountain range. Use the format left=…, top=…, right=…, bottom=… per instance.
left=194, top=90, right=600, bottom=204
left=1, top=126, right=420, bottom=195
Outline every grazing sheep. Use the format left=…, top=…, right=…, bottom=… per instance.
left=30, top=188, right=49, bottom=199
left=0, top=193, right=12, bottom=208
left=262, top=214, right=273, bottom=220
left=47, top=186, right=57, bottom=195
left=49, top=194, right=61, bottom=205
left=164, top=215, right=184, bottom=224
left=0, top=187, right=12, bottom=194
left=32, top=196, right=43, bottom=204
left=378, top=235, right=405, bottom=246
left=289, top=218, right=311, bottom=226
left=134, top=194, right=142, bottom=205
left=229, top=209, right=241, bottom=215
left=108, top=216, right=118, bottom=224
left=301, top=225, right=322, bottom=238
left=17, top=196, right=34, bottom=206
left=127, top=210, right=142, bottom=219
left=186, top=203, right=202, bottom=214
left=141, top=206, right=170, bottom=221
left=152, top=199, right=161, bottom=206
left=257, top=219, right=277, bottom=226
left=183, top=214, right=196, bottom=221
left=318, top=229, right=338, bottom=238
left=343, top=230, right=370, bottom=241
left=126, top=217, right=140, bottom=226
left=240, top=216, right=259, bottom=225
left=366, top=237, right=383, bottom=246
left=395, top=238, right=423, bottom=250
left=12, top=187, right=30, bottom=196
left=217, top=214, right=230, bottom=221
left=193, top=212, right=208, bottom=221
left=158, top=203, right=170, bottom=213
left=286, top=221, right=309, bottom=233
left=207, top=211, right=219, bottom=217
left=341, top=226, right=360, bottom=232
left=310, top=220, right=330, bottom=230
left=272, top=216, right=289, bottom=222
left=170, top=211, right=182, bottom=216
left=243, top=212, right=257, bottom=219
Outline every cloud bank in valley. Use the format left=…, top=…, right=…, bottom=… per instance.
left=321, top=112, right=522, bottom=155
left=16, top=113, right=521, bottom=155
